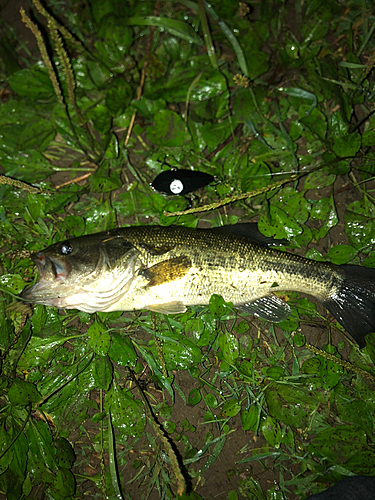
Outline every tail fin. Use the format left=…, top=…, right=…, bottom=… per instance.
left=321, top=264, right=375, bottom=348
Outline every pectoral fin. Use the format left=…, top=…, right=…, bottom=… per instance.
left=141, top=256, right=192, bottom=287
left=147, top=301, right=187, bottom=314
left=236, top=295, right=291, bottom=322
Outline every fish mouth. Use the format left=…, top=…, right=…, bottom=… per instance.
left=21, top=252, right=71, bottom=302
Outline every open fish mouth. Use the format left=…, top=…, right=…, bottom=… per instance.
left=21, top=252, right=71, bottom=301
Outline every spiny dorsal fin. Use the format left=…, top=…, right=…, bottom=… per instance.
left=210, top=223, right=288, bottom=247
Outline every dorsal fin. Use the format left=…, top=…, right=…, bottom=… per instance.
left=209, top=223, right=288, bottom=247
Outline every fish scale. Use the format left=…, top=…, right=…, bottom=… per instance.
left=21, top=224, right=375, bottom=347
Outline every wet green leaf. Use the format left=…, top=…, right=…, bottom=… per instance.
left=309, top=425, right=367, bottom=462
left=222, top=399, right=241, bottom=418
left=241, top=406, right=258, bottom=431
left=9, top=65, right=55, bottom=99
left=53, top=468, right=76, bottom=498
left=265, top=383, right=322, bottom=428
left=160, top=336, right=202, bottom=370
left=326, top=244, right=358, bottom=264
left=219, top=330, right=239, bottom=364
left=87, top=321, right=111, bottom=355
left=261, top=416, right=281, bottom=448
left=345, top=199, right=375, bottom=250
left=309, top=195, right=338, bottom=239
left=0, top=274, right=27, bottom=294
left=333, top=133, right=361, bottom=157
left=54, top=438, right=76, bottom=469
left=109, top=333, right=137, bottom=367
left=259, top=205, right=302, bottom=240
left=105, top=384, right=145, bottom=437
left=92, top=355, right=113, bottom=390
left=8, top=378, right=41, bottom=406
left=188, top=388, right=202, bottom=405
left=146, top=110, right=190, bottom=147
left=304, top=171, right=336, bottom=190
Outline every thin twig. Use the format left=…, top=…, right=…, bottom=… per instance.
left=306, top=343, right=375, bottom=381
left=55, top=172, right=94, bottom=189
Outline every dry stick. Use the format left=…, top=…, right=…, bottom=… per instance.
left=164, top=175, right=298, bottom=217
left=306, top=343, right=375, bottom=381
left=56, top=172, right=93, bottom=189
left=124, top=63, right=148, bottom=147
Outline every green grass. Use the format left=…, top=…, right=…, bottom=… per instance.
left=1, top=0, right=375, bottom=498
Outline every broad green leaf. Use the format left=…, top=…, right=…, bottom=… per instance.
left=158, top=337, right=202, bottom=370
left=218, top=330, right=239, bottom=364
left=0, top=274, right=27, bottom=294
left=146, top=110, right=190, bottom=147
left=261, top=416, right=281, bottom=448
left=109, top=333, right=137, bottom=367
left=259, top=205, right=302, bottom=240
left=8, top=378, right=41, bottom=406
left=304, top=171, right=336, bottom=190
left=265, top=383, right=322, bottom=428
left=87, top=321, right=111, bottom=355
left=188, top=388, right=202, bottom=405
left=209, top=294, right=232, bottom=318
left=221, top=399, right=241, bottom=418
left=345, top=199, right=375, bottom=250
left=9, top=65, right=55, bottom=99
left=308, top=425, right=367, bottom=462
left=241, top=406, right=258, bottom=431
left=92, top=355, right=113, bottom=390
left=318, top=344, right=343, bottom=390
left=54, top=438, right=76, bottom=469
left=309, top=195, right=338, bottom=239
left=52, top=468, right=76, bottom=498
left=326, top=244, right=358, bottom=264
left=27, top=420, right=57, bottom=472
left=333, top=133, right=361, bottom=157
left=105, top=79, right=133, bottom=116
left=105, top=384, right=145, bottom=437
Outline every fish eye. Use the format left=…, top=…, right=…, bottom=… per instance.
left=59, top=242, right=73, bottom=255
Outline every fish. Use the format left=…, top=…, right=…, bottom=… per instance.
left=21, top=224, right=375, bottom=348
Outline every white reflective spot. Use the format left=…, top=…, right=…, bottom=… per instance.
left=170, top=179, right=184, bottom=194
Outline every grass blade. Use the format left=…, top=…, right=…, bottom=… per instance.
left=126, top=16, right=203, bottom=45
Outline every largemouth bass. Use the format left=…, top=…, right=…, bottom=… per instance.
left=21, top=224, right=375, bottom=347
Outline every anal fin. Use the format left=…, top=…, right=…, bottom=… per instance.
left=236, top=295, right=291, bottom=322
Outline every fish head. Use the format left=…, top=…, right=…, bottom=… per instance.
left=21, top=233, right=139, bottom=312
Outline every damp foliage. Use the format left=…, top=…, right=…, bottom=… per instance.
left=1, top=0, right=375, bottom=499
